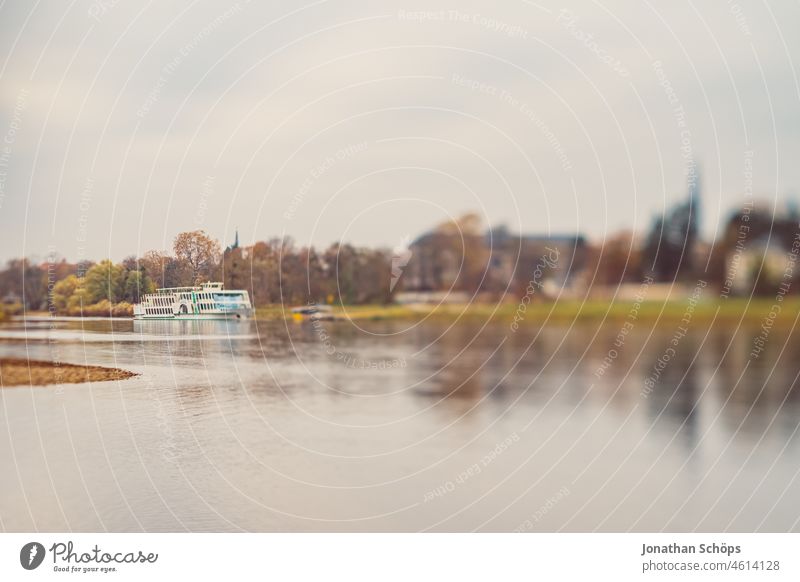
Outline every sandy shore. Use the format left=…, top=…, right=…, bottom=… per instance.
left=0, top=358, right=138, bottom=387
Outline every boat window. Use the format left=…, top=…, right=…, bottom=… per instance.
left=213, top=293, right=244, bottom=304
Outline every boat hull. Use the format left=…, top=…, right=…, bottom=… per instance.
left=133, top=311, right=252, bottom=321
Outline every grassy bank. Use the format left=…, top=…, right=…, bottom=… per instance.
left=0, top=358, right=138, bottom=387
left=256, top=298, right=800, bottom=325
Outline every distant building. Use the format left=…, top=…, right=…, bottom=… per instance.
left=721, top=202, right=800, bottom=295
left=403, top=229, right=469, bottom=292
left=401, top=217, right=587, bottom=300
left=484, top=225, right=587, bottom=291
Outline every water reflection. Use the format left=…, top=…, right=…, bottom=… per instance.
left=1, top=316, right=799, bottom=531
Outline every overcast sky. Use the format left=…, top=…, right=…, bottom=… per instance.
left=0, top=0, right=798, bottom=262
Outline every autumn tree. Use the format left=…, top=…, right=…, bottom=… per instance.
left=51, top=275, right=82, bottom=312
left=83, top=260, right=126, bottom=303
left=250, top=240, right=281, bottom=304
left=0, top=259, right=48, bottom=310
left=589, top=230, right=642, bottom=287
left=173, top=230, right=221, bottom=284
left=140, top=250, right=186, bottom=288
left=122, top=270, right=154, bottom=303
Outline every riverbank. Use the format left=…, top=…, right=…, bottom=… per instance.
left=0, top=358, right=138, bottom=387
left=256, top=298, right=800, bottom=325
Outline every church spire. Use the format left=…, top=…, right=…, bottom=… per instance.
left=689, top=165, right=701, bottom=204
left=687, top=164, right=701, bottom=235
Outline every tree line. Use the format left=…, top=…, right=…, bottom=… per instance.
left=0, top=201, right=796, bottom=320
left=0, top=230, right=395, bottom=316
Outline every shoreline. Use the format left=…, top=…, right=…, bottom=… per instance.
left=0, top=358, right=138, bottom=387
left=255, top=298, right=800, bottom=325
left=12, top=297, right=800, bottom=326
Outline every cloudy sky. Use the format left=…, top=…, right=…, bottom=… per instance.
left=0, top=0, right=798, bottom=262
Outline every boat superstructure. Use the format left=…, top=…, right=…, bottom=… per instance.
left=133, top=282, right=253, bottom=320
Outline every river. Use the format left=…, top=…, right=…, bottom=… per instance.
left=1, top=315, right=799, bottom=531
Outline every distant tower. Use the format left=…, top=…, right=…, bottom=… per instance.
left=688, top=164, right=701, bottom=235
left=225, top=229, right=240, bottom=254
left=643, top=166, right=702, bottom=281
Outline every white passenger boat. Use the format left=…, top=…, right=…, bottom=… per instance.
left=133, top=282, right=253, bottom=320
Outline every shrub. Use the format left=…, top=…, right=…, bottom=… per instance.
left=111, top=302, right=133, bottom=317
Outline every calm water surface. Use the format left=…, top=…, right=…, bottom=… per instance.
left=1, top=315, right=799, bottom=532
